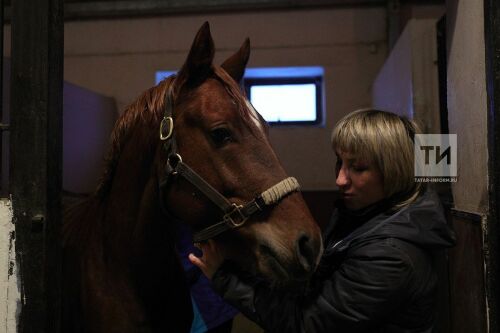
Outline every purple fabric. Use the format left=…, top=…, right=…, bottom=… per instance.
left=175, top=222, right=238, bottom=331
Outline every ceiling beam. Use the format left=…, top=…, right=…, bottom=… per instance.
left=2, top=0, right=445, bottom=21
left=63, top=0, right=386, bottom=20
left=3, top=0, right=389, bottom=21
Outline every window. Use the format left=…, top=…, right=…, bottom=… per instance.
left=156, top=71, right=176, bottom=84
left=155, top=66, right=325, bottom=126
left=244, top=67, right=324, bottom=126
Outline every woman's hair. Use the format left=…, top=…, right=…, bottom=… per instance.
left=331, top=109, right=423, bottom=208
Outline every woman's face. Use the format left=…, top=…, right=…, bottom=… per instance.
left=335, top=150, right=385, bottom=210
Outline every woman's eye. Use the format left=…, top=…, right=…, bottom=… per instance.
left=352, top=165, right=367, bottom=172
left=210, top=127, right=233, bottom=146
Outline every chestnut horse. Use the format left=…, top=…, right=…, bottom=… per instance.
left=62, top=22, right=322, bottom=332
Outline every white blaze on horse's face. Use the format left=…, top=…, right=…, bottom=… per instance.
left=245, top=100, right=265, bottom=132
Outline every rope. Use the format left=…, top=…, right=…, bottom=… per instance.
left=261, top=177, right=300, bottom=205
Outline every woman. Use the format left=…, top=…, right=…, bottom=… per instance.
left=189, top=109, right=456, bottom=333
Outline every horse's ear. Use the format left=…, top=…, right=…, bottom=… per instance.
left=221, top=38, right=250, bottom=84
left=177, top=22, right=215, bottom=88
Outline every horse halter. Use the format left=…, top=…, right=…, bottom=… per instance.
left=158, top=81, right=300, bottom=243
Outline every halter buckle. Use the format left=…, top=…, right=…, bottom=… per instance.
left=160, top=116, right=174, bottom=141
left=223, top=203, right=248, bottom=228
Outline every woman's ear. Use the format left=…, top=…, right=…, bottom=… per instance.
left=221, top=38, right=250, bottom=84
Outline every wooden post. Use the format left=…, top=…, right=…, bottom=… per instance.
left=485, top=0, right=500, bottom=332
left=10, top=0, right=63, bottom=331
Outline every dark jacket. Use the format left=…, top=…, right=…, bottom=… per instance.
left=212, top=190, right=456, bottom=333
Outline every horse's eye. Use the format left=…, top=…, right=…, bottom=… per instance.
left=210, top=127, right=233, bottom=146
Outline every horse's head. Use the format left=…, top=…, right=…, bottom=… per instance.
left=158, top=23, right=323, bottom=288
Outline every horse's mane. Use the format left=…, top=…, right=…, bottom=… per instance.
left=62, top=77, right=173, bottom=247
left=94, top=76, right=175, bottom=199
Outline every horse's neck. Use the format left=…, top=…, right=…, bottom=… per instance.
left=62, top=178, right=163, bottom=332
left=62, top=89, right=194, bottom=333
left=86, top=146, right=192, bottom=333
left=66, top=132, right=192, bottom=330
left=100, top=132, right=162, bottom=263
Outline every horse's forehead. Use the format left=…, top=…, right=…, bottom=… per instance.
left=193, top=84, right=239, bottom=119
left=180, top=78, right=264, bottom=131
left=198, top=80, right=234, bottom=106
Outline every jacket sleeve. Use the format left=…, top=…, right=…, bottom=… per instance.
left=211, top=239, right=414, bottom=333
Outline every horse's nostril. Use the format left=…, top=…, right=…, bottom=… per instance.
left=296, top=234, right=315, bottom=273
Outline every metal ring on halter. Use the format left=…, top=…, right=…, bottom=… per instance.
left=160, top=116, right=174, bottom=141
left=167, top=153, right=182, bottom=175
left=168, top=153, right=182, bottom=165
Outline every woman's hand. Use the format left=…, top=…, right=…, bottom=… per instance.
left=189, top=240, right=225, bottom=280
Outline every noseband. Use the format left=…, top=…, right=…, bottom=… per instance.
left=158, top=81, right=300, bottom=243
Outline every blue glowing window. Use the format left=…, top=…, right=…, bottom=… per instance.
left=249, top=83, right=316, bottom=122
left=155, top=66, right=324, bottom=126
left=244, top=67, right=324, bottom=126
left=156, top=71, right=176, bottom=84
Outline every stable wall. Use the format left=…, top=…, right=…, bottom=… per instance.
left=446, top=0, right=489, bottom=332
left=63, top=82, right=117, bottom=194
left=373, top=19, right=441, bottom=133
left=57, top=7, right=388, bottom=191
left=447, top=0, right=488, bottom=213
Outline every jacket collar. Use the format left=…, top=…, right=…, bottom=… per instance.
left=323, top=189, right=455, bottom=255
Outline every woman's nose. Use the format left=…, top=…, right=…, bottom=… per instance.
left=336, top=166, right=350, bottom=188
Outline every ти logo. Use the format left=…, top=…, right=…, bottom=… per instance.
left=414, top=134, right=457, bottom=182
left=420, top=145, right=451, bottom=165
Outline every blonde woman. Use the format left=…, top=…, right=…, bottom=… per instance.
left=190, top=109, right=456, bottom=333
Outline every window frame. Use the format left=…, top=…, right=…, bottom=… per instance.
left=243, top=75, right=324, bottom=126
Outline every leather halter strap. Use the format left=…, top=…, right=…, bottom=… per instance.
left=158, top=79, right=300, bottom=243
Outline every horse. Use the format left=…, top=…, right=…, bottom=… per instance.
left=62, top=22, right=323, bottom=332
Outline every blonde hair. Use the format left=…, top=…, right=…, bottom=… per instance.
left=331, top=109, right=423, bottom=208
